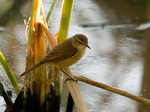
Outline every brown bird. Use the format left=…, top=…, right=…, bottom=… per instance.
left=20, top=34, right=90, bottom=79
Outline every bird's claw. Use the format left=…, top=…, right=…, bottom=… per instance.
left=65, top=77, right=77, bottom=82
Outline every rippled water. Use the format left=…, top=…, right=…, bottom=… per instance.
left=1, top=0, right=150, bottom=112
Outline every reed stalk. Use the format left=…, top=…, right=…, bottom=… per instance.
left=0, top=51, right=19, bottom=94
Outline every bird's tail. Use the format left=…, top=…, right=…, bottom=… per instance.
left=20, top=61, right=45, bottom=76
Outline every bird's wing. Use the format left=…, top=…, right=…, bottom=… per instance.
left=41, top=44, right=77, bottom=63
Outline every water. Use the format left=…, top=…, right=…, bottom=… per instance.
left=0, top=0, right=150, bottom=111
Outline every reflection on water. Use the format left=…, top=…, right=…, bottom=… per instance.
left=1, top=0, right=150, bottom=111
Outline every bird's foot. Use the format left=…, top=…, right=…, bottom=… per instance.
left=61, top=69, right=77, bottom=82
left=65, top=77, right=77, bottom=82
left=66, top=77, right=77, bottom=81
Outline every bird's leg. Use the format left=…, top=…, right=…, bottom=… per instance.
left=60, top=69, right=76, bottom=81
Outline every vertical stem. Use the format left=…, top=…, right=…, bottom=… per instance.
left=25, top=0, right=46, bottom=108
left=27, top=0, right=35, bottom=48
left=32, top=0, right=46, bottom=106
left=58, top=0, right=74, bottom=43
left=32, top=24, right=46, bottom=105
left=46, top=0, right=59, bottom=25
left=24, top=0, right=35, bottom=90
left=0, top=51, right=19, bottom=94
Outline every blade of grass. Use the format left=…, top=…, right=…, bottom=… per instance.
left=0, top=51, right=19, bottom=94
left=46, top=0, right=59, bottom=25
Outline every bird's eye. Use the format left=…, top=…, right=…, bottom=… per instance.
left=78, top=41, right=82, bottom=44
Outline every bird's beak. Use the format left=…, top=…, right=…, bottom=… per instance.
left=86, top=44, right=91, bottom=49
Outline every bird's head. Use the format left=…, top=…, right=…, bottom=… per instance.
left=72, top=34, right=90, bottom=50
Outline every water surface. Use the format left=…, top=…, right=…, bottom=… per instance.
left=0, top=0, right=150, bottom=111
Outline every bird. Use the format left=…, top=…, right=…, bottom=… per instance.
left=20, top=34, right=90, bottom=80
